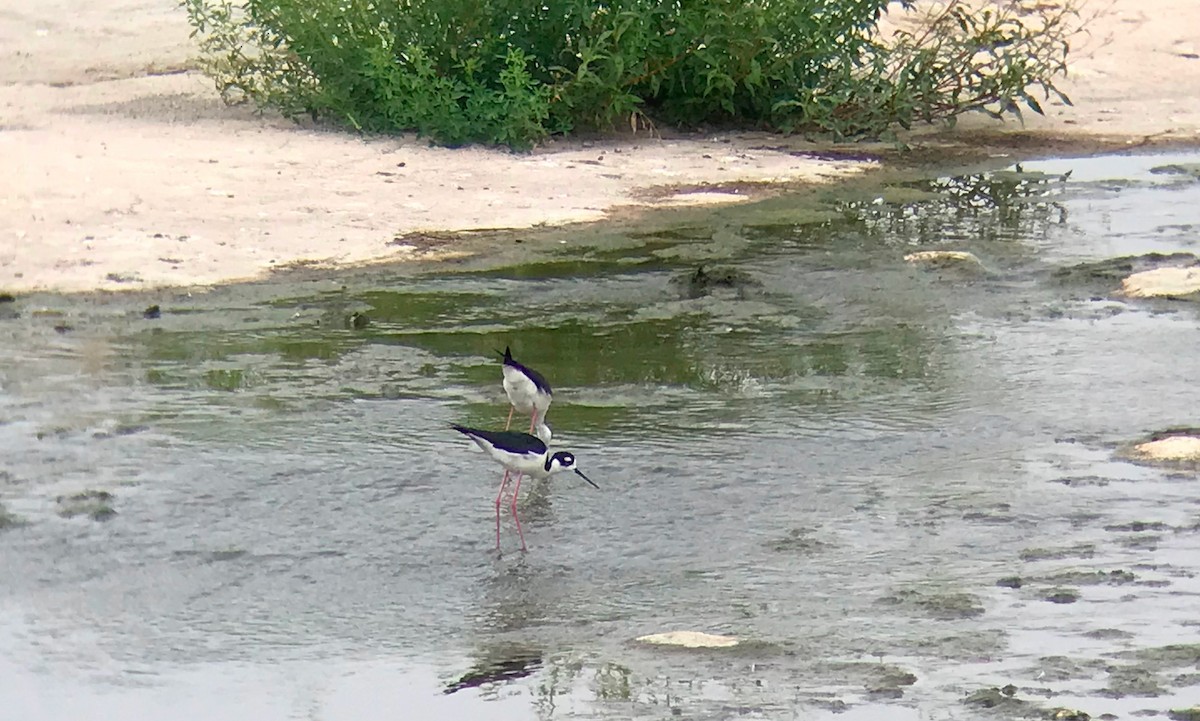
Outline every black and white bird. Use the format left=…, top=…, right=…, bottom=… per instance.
left=451, top=424, right=597, bottom=551
left=498, top=346, right=553, bottom=444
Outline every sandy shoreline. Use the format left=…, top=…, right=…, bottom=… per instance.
left=2, top=0, right=1199, bottom=294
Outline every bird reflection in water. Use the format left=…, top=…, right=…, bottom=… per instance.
left=443, top=643, right=543, bottom=695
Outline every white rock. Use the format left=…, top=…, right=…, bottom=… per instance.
left=903, top=250, right=986, bottom=272
left=635, top=631, right=740, bottom=648
left=1120, top=267, right=1200, bottom=299
left=1134, top=436, right=1200, bottom=462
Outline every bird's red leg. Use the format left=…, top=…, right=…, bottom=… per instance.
left=494, top=470, right=511, bottom=550
left=504, top=405, right=515, bottom=431
left=528, top=409, right=538, bottom=435
left=509, top=472, right=527, bottom=552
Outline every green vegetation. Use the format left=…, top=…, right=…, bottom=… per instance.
left=183, top=0, right=1080, bottom=148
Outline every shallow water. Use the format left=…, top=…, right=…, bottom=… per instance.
left=2, top=152, right=1200, bottom=720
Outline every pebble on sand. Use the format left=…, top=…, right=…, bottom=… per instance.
left=635, top=631, right=740, bottom=648
left=1120, top=266, right=1200, bottom=299
left=1133, top=435, right=1200, bottom=462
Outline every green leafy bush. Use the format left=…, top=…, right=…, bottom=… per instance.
left=183, top=0, right=1080, bottom=148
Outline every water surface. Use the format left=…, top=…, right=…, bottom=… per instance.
left=3, top=152, right=1200, bottom=720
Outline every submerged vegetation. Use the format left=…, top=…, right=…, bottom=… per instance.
left=182, top=0, right=1082, bottom=148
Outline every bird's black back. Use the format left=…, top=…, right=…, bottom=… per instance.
left=498, top=346, right=553, bottom=395
left=451, top=424, right=547, bottom=454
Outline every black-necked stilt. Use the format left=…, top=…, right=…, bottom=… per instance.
left=451, top=424, right=598, bottom=551
left=498, top=346, right=553, bottom=443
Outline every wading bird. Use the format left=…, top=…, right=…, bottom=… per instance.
left=498, top=346, right=553, bottom=444
left=451, top=424, right=597, bottom=551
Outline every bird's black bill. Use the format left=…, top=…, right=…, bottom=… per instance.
left=574, top=468, right=599, bottom=489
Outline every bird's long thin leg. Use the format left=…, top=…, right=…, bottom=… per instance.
left=494, top=470, right=511, bottom=550
left=504, top=405, right=515, bottom=431
left=509, top=472, right=527, bottom=552
left=527, top=409, right=538, bottom=435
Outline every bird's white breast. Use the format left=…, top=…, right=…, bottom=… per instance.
left=487, top=446, right=551, bottom=478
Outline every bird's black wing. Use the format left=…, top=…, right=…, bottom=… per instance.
left=496, top=347, right=553, bottom=395
left=513, top=361, right=552, bottom=395
left=451, top=424, right=547, bottom=454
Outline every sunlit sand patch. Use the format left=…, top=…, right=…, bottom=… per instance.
left=654, top=191, right=751, bottom=207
